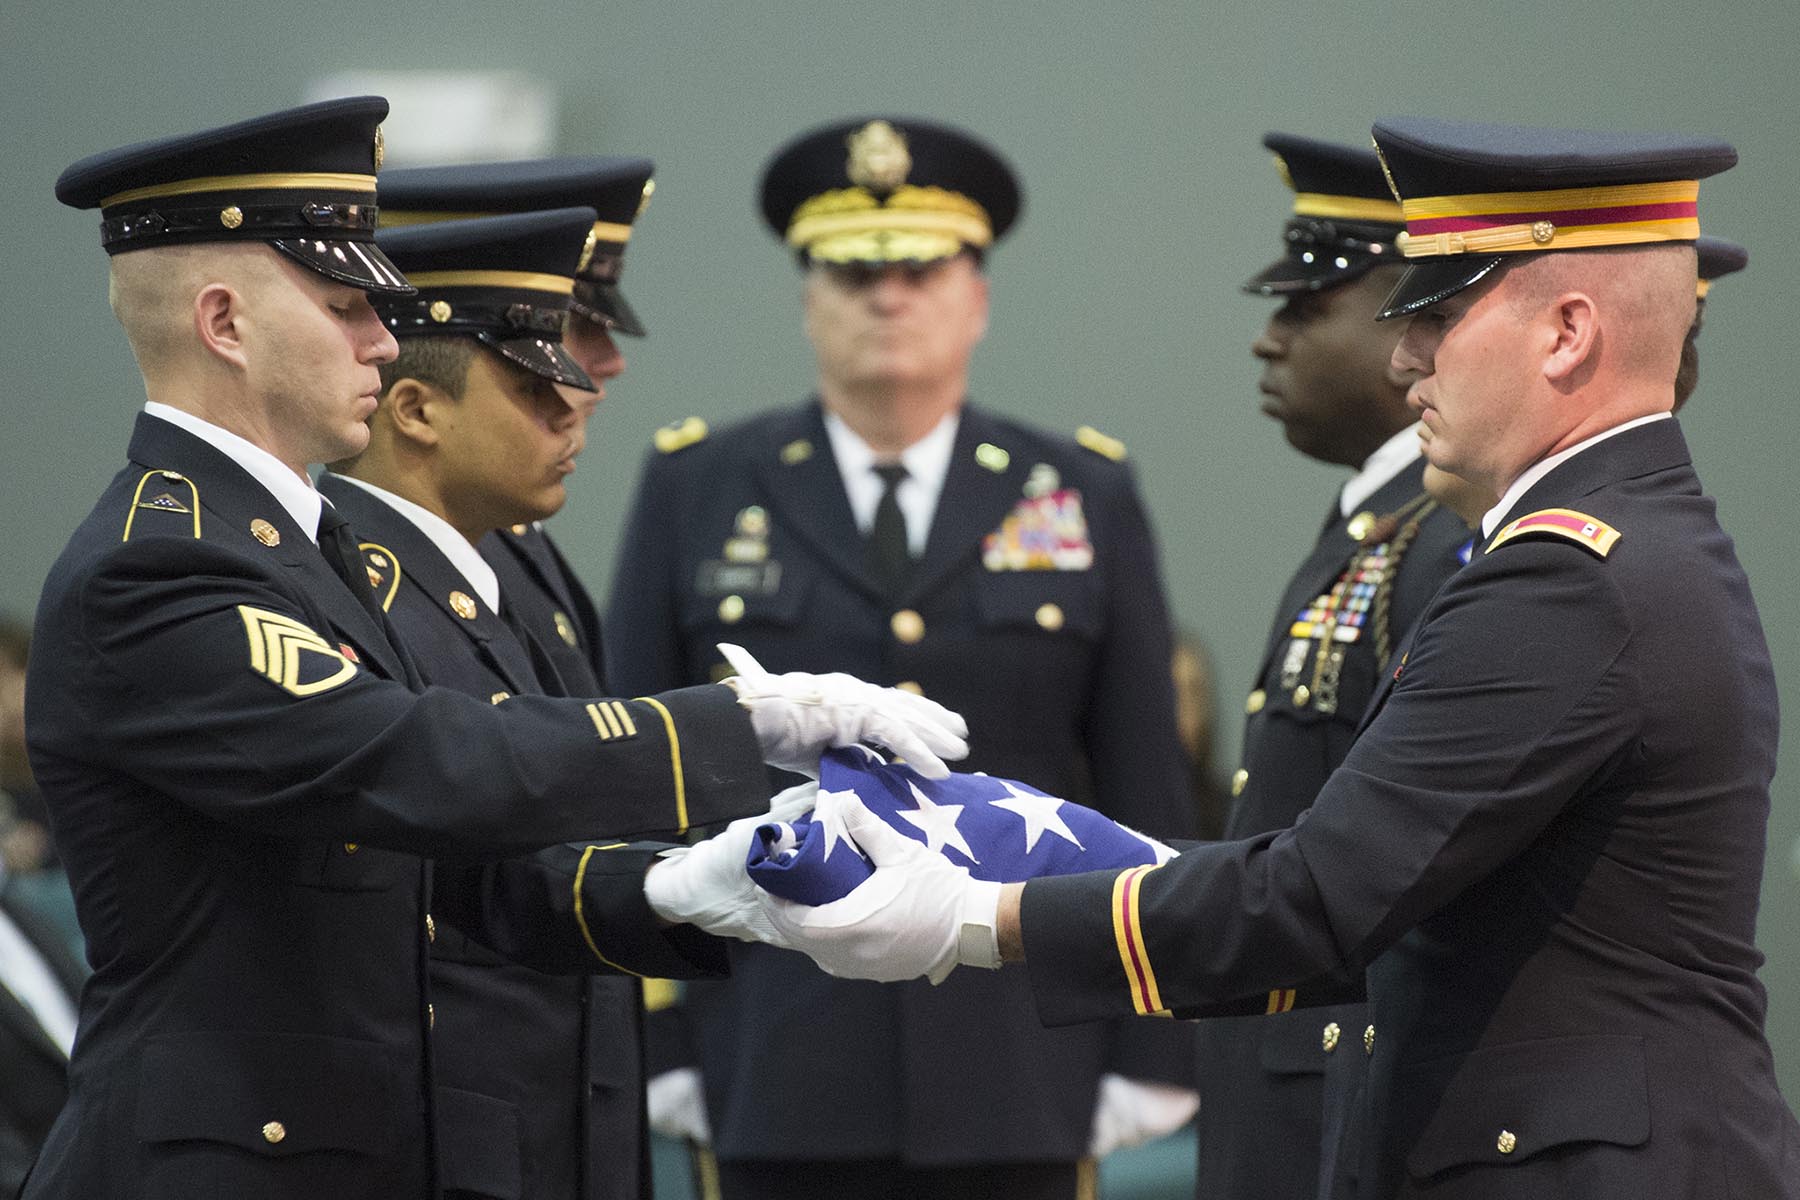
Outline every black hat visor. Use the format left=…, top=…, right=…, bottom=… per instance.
left=273, top=236, right=414, bottom=295
left=477, top=331, right=596, bottom=391
left=1376, top=255, right=1507, bottom=320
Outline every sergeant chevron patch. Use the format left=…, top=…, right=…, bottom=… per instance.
left=238, top=606, right=358, bottom=697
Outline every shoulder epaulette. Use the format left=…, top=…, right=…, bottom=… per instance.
left=122, top=469, right=201, bottom=542
left=654, top=416, right=709, bottom=454
left=1486, top=508, right=1620, bottom=558
left=359, top=542, right=403, bottom=612
left=1075, top=425, right=1127, bottom=462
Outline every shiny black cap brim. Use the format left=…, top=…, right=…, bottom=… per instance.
left=272, top=237, right=414, bottom=295
left=1376, top=255, right=1507, bottom=320
left=1242, top=253, right=1385, bottom=295
left=571, top=280, right=644, bottom=337
left=477, top=332, right=596, bottom=391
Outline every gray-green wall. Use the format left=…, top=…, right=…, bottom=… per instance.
left=6, top=0, right=1797, bottom=1106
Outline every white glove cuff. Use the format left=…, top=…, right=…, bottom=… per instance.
left=956, top=878, right=1005, bottom=972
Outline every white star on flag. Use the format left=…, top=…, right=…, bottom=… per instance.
left=990, top=781, right=1084, bottom=854
left=810, top=787, right=861, bottom=862
left=899, top=781, right=979, bottom=863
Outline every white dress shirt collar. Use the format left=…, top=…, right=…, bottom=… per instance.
left=328, top=474, right=501, bottom=613
left=1339, top=423, right=1426, bottom=518
left=144, top=402, right=324, bottom=541
left=1480, top=412, right=1671, bottom=538
left=823, top=408, right=961, bottom=557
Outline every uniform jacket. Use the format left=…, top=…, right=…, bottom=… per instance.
left=604, top=400, right=1197, bottom=1165
left=1195, top=459, right=1467, bottom=1199
left=21, top=414, right=767, bottom=1200
left=322, top=475, right=724, bottom=1200
left=1023, top=419, right=1800, bottom=1198
left=481, top=523, right=607, bottom=698
left=0, top=886, right=85, bottom=1197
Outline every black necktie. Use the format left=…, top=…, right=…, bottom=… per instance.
left=316, top=504, right=387, bottom=625
left=867, top=463, right=913, bottom=596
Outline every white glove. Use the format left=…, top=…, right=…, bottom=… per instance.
left=1087, top=1074, right=1200, bottom=1157
left=646, top=1067, right=712, bottom=1145
left=717, top=643, right=969, bottom=780
left=757, top=793, right=1003, bottom=984
left=643, top=781, right=819, bottom=940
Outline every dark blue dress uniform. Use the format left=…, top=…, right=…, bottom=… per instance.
left=28, top=100, right=770, bottom=1200
left=1197, top=132, right=1471, bottom=1200
left=1016, top=120, right=1800, bottom=1199
left=322, top=206, right=699, bottom=1200
left=322, top=476, right=716, bottom=1200
left=605, top=399, right=1197, bottom=1172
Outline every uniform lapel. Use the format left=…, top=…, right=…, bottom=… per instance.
left=906, top=406, right=1027, bottom=603
left=753, top=403, right=884, bottom=602
left=319, top=477, right=540, bottom=696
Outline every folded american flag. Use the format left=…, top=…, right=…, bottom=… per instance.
left=747, top=746, right=1177, bottom=905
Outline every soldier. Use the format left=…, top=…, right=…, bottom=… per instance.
left=376, top=156, right=656, bottom=689
left=320, top=206, right=712, bottom=1200
left=741, top=116, right=1800, bottom=1200
left=604, top=115, right=1196, bottom=1200
left=29, top=98, right=965, bottom=1200
left=1199, top=132, right=1469, bottom=1200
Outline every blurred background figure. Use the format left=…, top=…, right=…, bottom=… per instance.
left=607, top=114, right=1197, bottom=1200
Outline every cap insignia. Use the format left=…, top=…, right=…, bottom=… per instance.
left=637, top=178, right=656, bottom=219
left=373, top=126, right=385, bottom=171
left=577, top=226, right=599, bottom=274
left=846, top=120, right=911, bottom=192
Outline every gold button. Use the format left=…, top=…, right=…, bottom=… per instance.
left=1231, top=768, right=1249, bottom=797
left=429, top=300, right=453, bottom=323
left=1322, top=1022, right=1341, bottom=1052
left=219, top=205, right=244, bottom=229
left=489, top=691, right=510, bottom=704
left=448, top=590, right=478, bottom=620
left=1363, top=1024, right=1376, bottom=1054
left=891, top=609, right=925, bottom=644
left=1531, top=219, right=1556, bottom=244
left=1035, top=603, right=1065, bottom=632
left=1496, top=1129, right=1517, bottom=1155
left=718, top=594, right=745, bottom=624
left=343, top=843, right=358, bottom=854
left=554, top=611, right=579, bottom=647
left=1293, top=684, right=1312, bottom=708
left=1245, top=689, right=1266, bottom=715
left=896, top=681, right=924, bottom=696
left=250, top=518, right=281, bottom=547
left=426, top=914, right=437, bottom=943
left=262, top=1120, right=286, bottom=1144
left=428, top=1003, right=435, bottom=1030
